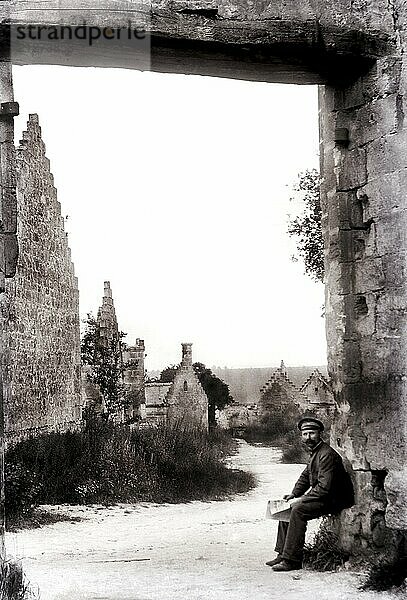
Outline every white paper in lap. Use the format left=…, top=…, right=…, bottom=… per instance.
left=265, top=499, right=292, bottom=522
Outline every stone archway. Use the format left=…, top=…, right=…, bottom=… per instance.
left=0, top=0, right=406, bottom=560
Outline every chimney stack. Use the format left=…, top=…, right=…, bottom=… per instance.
left=181, top=343, right=193, bottom=367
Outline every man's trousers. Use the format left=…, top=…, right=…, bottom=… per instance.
left=275, top=500, right=330, bottom=563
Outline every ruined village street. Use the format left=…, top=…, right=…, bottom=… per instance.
left=6, top=442, right=401, bottom=600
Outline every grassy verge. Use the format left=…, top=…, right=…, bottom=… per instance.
left=5, top=420, right=255, bottom=526
left=7, top=509, right=82, bottom=533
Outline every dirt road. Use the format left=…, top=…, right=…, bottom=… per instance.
left=6, top=441, right=401, bottom=600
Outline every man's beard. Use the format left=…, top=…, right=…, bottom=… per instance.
left=304, top=439, right=318, bottom=450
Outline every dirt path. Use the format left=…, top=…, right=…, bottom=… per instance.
left=6, top=441, right=401, bottom=600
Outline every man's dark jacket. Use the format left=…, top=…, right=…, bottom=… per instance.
left=291, top=441, right=354, bottom=513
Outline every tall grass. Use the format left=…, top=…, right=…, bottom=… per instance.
left=361, top=557, right=407, bottom=592
left=303, top=518, right=350, bottom=571
left=5, top=420, right=255, bottom=519
left=0, top=560, right=38, bottom=600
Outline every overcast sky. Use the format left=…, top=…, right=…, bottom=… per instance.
left=12, top=65, right=325, bottom=371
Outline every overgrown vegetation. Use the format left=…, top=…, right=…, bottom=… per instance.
left=243, top=398, right=302, bottom=441
left=5, top=420, right=255, bottom=523
left=243, top=402, right=310, bottom=463
left=361, top=557, right=407, bottom=592
left=0, top=560, right=38, bottom=600
left=303, top=518, right=350, bottom=571
left=81, top=313, right=127, bottom=415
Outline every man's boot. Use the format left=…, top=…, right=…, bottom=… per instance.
left=272, top=559, right=302, bottom=572
left=265, top=555, right=282, bottom=567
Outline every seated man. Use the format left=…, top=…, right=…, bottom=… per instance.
left=267, top=416, right=354, bottom=572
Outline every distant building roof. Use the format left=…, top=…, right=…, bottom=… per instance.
left=300, top=368, right=332, bottom=393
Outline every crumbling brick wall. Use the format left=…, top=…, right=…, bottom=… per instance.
left=1, top=114, right=81, bottom=441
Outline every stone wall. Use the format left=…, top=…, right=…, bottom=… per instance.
left=144, top=382, right=172, bottom=423
left=166, top=343, right=209, bottom=429
left=97, top=281, right=119, bottom=347
left=122, top=340, right=145, bottom=421
left=1, top=114, right=81, bottom=441
left=320, top=1, right=407, bottom=556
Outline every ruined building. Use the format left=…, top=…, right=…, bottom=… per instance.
left=97, top=280, right=120, bottom=349
left=83, top=285, right=209, bottom=429
left=144, top=381, right=172, bottom=423
left=260, top=361, right=335, bottom=419
left=219, top=361, right=335, bottom=431
left=145, top=344, right=209, bottom=429
left=81, top=281, right=120, bottom=417
left=164, top=343, right=208, bottom=428
left=122, top=340, right=146, bottom=422
left=1, top=114, right=81, bottom=440
left=300, top=369, right=336, bottom=418
left=82, top=281, right=146, bottom=423
left=83, top=285, right=208, bottom=428
left=259, top=360, right=301, bottom=413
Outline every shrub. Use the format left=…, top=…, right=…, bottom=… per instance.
left=243, top=402, right=303, bottom=446
left=5, top=420, right=256, bottom=516
left=5, top=463, right=41, bottom=518
left=361, top=557, right=407, bottom=592
left=0, top=560, right=39, bottom=600
left=303, top=518, right=350, bottom=571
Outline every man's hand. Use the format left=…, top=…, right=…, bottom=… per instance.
left=283, top=494, right=295, bottom=502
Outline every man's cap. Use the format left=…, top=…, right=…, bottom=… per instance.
left=298, top=417, right=324, bottom=432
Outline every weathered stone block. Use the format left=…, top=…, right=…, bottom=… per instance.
left=342, top=339, right=362, bottom=383
left=0, top=140, right=17, bottom=188
left=354, top=257, right=385, bottom=293
left=385, top=468, right=407, bottom=529
left=337, top=95, right=398, bottom=148
left=381, top=251, right=406, bottom=288
left=367, top=132, right=407, bottom=177
left=356, top=94, right=398, bottom=143
left=339, top=229, right=354, bottom=263
left=356, top=170, right=407, bottom=220
left=359, top=335, right=405, bottom=380
left=361, top=56, right=402, bottom=101
left=375, top=289, right=407, bottom=337
left=0, top=187, right=17, bottom=233
left=4, top=232, right=18, bottom=278
left=375, top=210, right=407, bottom=255
left=337, top=147, right=367, bottom=191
